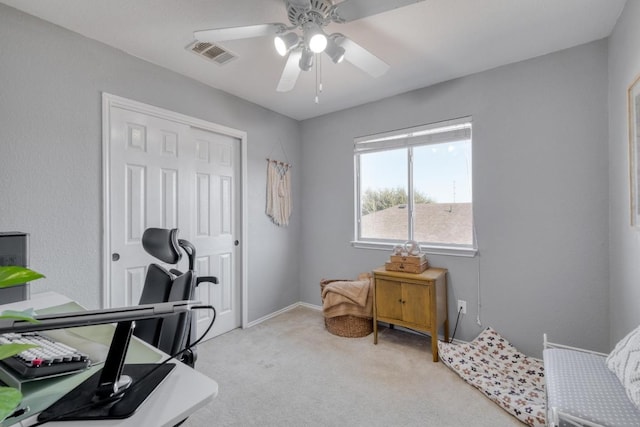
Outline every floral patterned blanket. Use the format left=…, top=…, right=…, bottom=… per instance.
left=438, top=327, right=546, bottom=426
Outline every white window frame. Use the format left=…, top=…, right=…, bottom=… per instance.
left=352, top=117, right=476, bottom=257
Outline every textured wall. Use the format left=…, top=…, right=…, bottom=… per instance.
left=300, top=40, right=610, bottom=357
left=0, top=4, right=302, bottom=323
left=608, top=0, right=640, bottom=345
left=0, top=3, right=625, bottom=357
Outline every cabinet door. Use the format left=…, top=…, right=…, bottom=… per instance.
left=401, top=282, right=430, bottom=327
left=376, top=279, right=403, bottom=321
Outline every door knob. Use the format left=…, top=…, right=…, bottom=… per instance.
left=234, top=240, right=239, bottom=246
left=112, top=253, right=120, bottom=261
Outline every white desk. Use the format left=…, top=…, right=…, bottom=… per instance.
left=0, top=292, right=218, bottom=427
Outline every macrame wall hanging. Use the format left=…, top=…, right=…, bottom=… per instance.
left=266, top=156, right=292, bottom=227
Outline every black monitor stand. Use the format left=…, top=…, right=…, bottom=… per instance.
left=38, top=321, right=175, bottom=422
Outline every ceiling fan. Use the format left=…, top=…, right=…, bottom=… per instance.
left=194, top=0, right=425, bottom=92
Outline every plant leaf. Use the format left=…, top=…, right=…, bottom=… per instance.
left=0, top=266, right=44, bottom=289
left=0, top=308, right=39, bottom=323
left=0, top=343, right=36, bottom=360
left=0, top=386, right=22, bottom=422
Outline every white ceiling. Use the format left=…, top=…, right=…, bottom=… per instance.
left=1, top=0, right=627, bottom=120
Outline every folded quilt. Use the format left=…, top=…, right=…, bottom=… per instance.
left=438, top=327, right=546, bottom=427
left=321, top=277, right=373, bottom=319
left=322, top=280, right=369, bottom=306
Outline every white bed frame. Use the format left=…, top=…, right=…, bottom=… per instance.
left=544, top=334, right=615, bottom=427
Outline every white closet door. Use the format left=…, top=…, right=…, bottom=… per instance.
left=189, top=127, right=241, bottom=339
left=106, top=103, right=241, bottom=340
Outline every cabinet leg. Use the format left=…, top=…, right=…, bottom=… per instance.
left=373, top=320, right=378, bottom=344
left=431, top=332, right=439, bottom=362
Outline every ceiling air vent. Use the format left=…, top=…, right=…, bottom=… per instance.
left=187, top=41, right=237, bottom=65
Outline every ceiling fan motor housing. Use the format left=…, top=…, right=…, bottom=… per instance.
left=286, top=0, right=334, bottom=27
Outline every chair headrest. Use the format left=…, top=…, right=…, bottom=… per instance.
left=142, top=228, right=182, bottom=264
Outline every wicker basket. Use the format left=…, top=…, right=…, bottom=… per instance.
left=324, top=315, right=373, bottom=338
left=320, top=278, right=373, bottom=338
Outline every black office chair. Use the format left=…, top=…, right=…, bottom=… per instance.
left=133, top=228, right=217, bottom=368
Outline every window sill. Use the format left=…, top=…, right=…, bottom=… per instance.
left=351, top=241, right=477, bottom=257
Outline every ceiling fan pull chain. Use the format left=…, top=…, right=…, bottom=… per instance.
left=319, top=53, right=323, bottom=93
left=315, top=53, right=320, bottom=104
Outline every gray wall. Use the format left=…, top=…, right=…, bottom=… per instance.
left=300, top=40, right=610, bottom=357
left=608, top=0, right=640, bottom=345
left=0, top=4, right=302, bottom=322
left=1, top=2, right=630, bottom=358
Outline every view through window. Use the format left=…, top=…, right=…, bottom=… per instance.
left=355, top=118, right=473, bottom=249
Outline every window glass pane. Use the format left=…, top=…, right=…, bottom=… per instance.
left=359, top=148, right=408, bottom=240
left=412, top=140, right=472, bottom=245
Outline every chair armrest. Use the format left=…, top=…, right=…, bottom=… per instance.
left=543, top=333, right=608, bottom=356
left=196, top=276, right=218, bottom=286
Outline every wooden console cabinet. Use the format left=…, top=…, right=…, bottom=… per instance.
left=372, top=267, right=448, bottom=362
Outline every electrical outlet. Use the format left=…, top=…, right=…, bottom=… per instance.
left=457, top=299, right=467, bottom=315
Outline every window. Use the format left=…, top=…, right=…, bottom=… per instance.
left=354, top=117, right=473, bottom=254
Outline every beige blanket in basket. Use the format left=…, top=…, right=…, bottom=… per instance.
left=321, top=275, right=373, bottom=319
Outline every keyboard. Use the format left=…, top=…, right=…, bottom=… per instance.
left=0, top=332, right=91, bottom=379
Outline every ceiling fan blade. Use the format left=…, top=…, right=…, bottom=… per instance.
left=194, top=23, right=286, bottom=42
left=276, top=49, right=303, bottom=92
left=332, top=0, right=425, bottom=23
left=337, top=36, right=390, bottom=78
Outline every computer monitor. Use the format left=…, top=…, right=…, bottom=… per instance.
left=0, top=232, right=30, bottom=302
left=0, top=301, right=195, bottom=421
left=0, top=300, right=193, bottom=333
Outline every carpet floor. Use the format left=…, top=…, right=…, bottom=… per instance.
left=183, top=306, right=523, bottom=426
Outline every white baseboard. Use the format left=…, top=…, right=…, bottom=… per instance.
left=244, top=301, right=322, bottom=328
left=245, top=302, right=467, bottom=346
left=297, top=302, right=322, bottom=311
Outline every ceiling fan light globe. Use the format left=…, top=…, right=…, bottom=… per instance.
left=274, top=38, right=287, bottom=56
left=325, top=37, right=345, bottom=63
left=274, top=32, right=300, bottom=56
left=309, top=33, right=327, bottom=53
left=303, top=22, right=327, bottom=53
left=299, top=49, right=314, bottom=71
left=334, top=49, right=345, bottom=63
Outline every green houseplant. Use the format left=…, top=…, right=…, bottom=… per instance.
left=0, top=266, right=44, bottom=422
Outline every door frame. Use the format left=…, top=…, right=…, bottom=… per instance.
left=101, top=92, right=249, bottom=329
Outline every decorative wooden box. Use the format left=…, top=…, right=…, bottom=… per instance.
left=389, top=254, right=428, bottom=265
left=385, top=254, right=429, bottom=273
left=384, top=261, right=428, bottom=273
